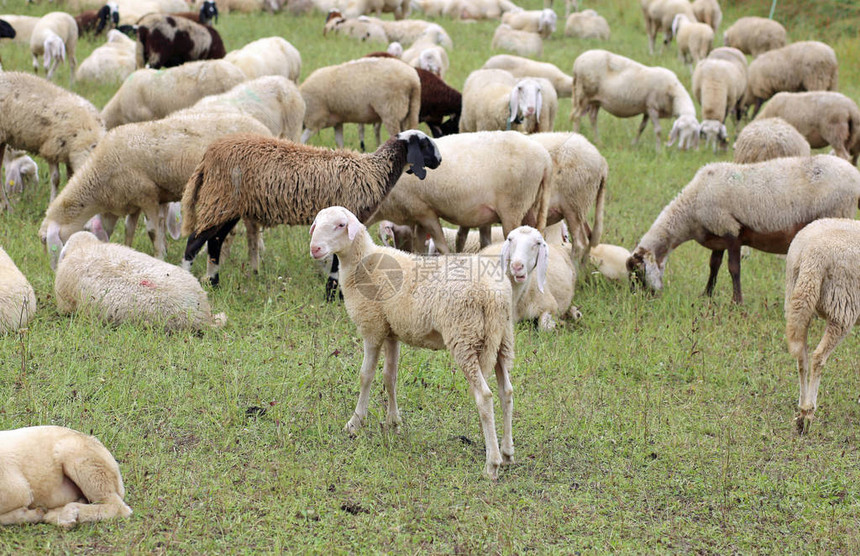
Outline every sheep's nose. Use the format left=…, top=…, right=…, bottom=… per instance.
left=310, top=245, right=323, bottom=257
left=511, top=261, right=524, bottom=272
left=525, top=107, right=535, bottom=116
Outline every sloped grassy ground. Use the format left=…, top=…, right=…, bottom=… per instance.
left=1, top=0, right=859, bottom=552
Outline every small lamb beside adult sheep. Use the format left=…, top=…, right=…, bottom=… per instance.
left=481, top=226, right=578, bottom=331
left=491, top=24, right=543, bottom=58
left=100, top=60, right=247, bottom=129
left=310, top=206, right=515, bottom=480
left=39, top=113, right=272, bottom=267
left=691, top=0, right=721, bottom=32
left=368, top=131, right=552, bottom=254
left=627, top=155, right=860, bottom=304
left=733, top=117, right=811, bottom=164
left=755, top=92, right=860, bottom=164
left=570, top=49, right=700, bottom=151
left=181, top=130, right=442, bottom=285
left=692, top=48, right=747, bottom=151
left=643, top=0, right=696, bottom=55
left=482, top=54, right=573, bottom=98
left=743, top=41, right=839, bottom=119
left=0, top=426, right=132, bottom=526
left=501, top=9, right=557, bottom=39
left=459, top=69, right=547, bottom=134
left=174, top=75, right=306, bottom=141
left=0, top=72, right=104, bottom=203
left=223, top=36, right=301, bottom=81
left=564, top=9, right=610, bottom=40
left=75, top=28, right=136, bottom=84
left=722, top=16, right=786, bottom=57
left=55, top=231, right=226, bottom=330
left=299, top=57, right=420, bottom=149
left=0, top=246, right=36, bottom=334
left=136, top=13, right=226, bottom=69
left=784, top=218, right=860, bottom=434
left=30, top=11, right=78, bottom=83
left=672, top=13, right=713, bottom=70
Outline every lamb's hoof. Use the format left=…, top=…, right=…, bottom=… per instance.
left=795, top=411, right=813, bottom=436
left=383, top=414, right=402, bottom=433
left=344, top=414, right=363, bottom=437
left=45, top=506, right=78, bottom=528
left=568, top=305, right=583, bottom=321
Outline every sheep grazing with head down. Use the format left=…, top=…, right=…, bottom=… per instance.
left=0, top=15, right=37, bottom=45
left=223, top=36, right=301, bottom=81
left=55, top=231, right=227, bottom=330
left=30, top=12, right=78, bottom=83
left=310, top=206, right=515, bottom=480
left=0, top=246, right=36, bottom=334
left=733, top=117, right=810, bottom=164
left=722, top=16, right=786, bottom=57
left=0, top=425, right=132, bottom=527
left=571, top=49, right=699, bottom=151
left=784, top=218, right=860, bottom=434
left=75, top=28, right=136, bottom=85
left=628, top=155, right=860, bottom=304
left=564, top=9, right=611, bottom=41
left=643, top=0, right=696, bottom=55
left=181, top=130, right=441, bottom=285
left=692, top=47, right=748, bottom=152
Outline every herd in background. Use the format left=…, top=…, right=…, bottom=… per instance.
left=1, top=0, right=860, bottom=525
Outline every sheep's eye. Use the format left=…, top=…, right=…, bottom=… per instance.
left=336, top=223, right=345, bottom=229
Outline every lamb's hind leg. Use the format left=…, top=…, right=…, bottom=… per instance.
left=799, top=319, right=853, bottom=432
left=382, top=337, right=402, bottom=432
left=495, top=328, right=515, bottom=465
left=454, top=345, right=502, bottom=479
left=704, top=249, right=724, bottom=297
left=345, top=338, right=383, bottom=435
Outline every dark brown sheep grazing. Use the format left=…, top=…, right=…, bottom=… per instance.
left=181, top=130, right=442, bottom=286
left=136, top=14, right=225, bottom=69
left=75, top=4, right=118, bottom=36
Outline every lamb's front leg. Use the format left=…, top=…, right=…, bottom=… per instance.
left=382, top=337, right=402, bottom=432
left=726, top=241, right=743, bottom=304
left=495, top=331, right=515, bottom=465
left=345, top=338, right=382, bottom=435
left=632, top=114, right=649, bottom=146
left=704, top=249, right=724, bottom=297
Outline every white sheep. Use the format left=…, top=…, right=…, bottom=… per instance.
left=691, top=0, right=721, bottom=32
left=588, top=244, right=631, bottom=282
left=112, top=0, right=191, bottom=24
left=733, top=117, right=811, bottom=164
left=784, top=218, right=860, bottom=434
left=543, top=0, right=577, bottom=18
left=671, top=13, right=713, bottom=70
left=0, top=15, right=40, bottom=45
left=368, top=131, right=552, bottom=254
left=501, top=8, right=557, bottom=39
left=564, top=9, right=611, bottom=41
left=310, top=206, right=515, bottom=480
left=480, top=226, right=578, bottom=331
left=344, top=0, right=411, bottom=19
left=223, top=36, right=302, bottom=82
left=459, top=69, right=546, bottom=134
left=755, top=92, right=860, bottom=164
left=0, top=71, right=105, bottom=203
left=323, top=11, right=388, bottom=44
left=401, top=35, right=449, bottom=77
left=100, top=60, right=248, bottom=129
left=2, top=149, right=38, bottom=197
left=0, top=426, right=132, bottom=526
left=299, top=57, right=420, bottom=149
left=529, top=132, right=607, bottom=265
left=692, top=49, right=747, bottom=151
left=75, top=28, right=136, bottom=85
left=482, top=54, right=573, bottom=98
left=55, top=231, right=227, bottom=330
left=570, top=49, right=700, bottom=151
left=0, top=246, right=36, bottom=334
left=174, top=75, right=306, bottom=141
left=628, top=155, right=860, bottom=304
left=722, top=16, right=786, bottom=57
left=444, top=0, right=520, bottom=20
left=180, top=130, right=442, bottom=285
left=744, top=41, right=839, bottom=119
left=39, top=113, right=272, bottom=267
left=491, top=24, right=543, bottom=58
left=30, top=12, right=78, bottom=83
left=375, top=19, right=453, bottom=49
left=644, top=0, right=696, bottom=55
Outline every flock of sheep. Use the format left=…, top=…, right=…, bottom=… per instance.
left=1, top=0, right=859, bottom=528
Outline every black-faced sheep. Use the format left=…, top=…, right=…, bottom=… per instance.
left=174, top=0, right=219, bottom=25
left=136, top=13, right=225, bottom=69
left=180, top=130, right=442, bottom=285
left=75, top=3, right=119, bottom=36
left=628, top=155, right=860, bottom=304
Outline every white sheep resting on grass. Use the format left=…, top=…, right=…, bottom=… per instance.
left=0, top=425, right=132, bottom=527
left=0, top=246, right=37, bottom=334
left=784, top=218, right=860, bottom=434
left=310, top=206, right=515, bottom=480
left=628, top=155, right=860, bottom=304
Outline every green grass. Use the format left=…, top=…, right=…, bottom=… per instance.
left=2, top=0, right=860, bottom=552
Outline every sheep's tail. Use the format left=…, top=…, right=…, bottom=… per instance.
left=181, top=159, right=206, bottom=237
left=530, top=159, right=552, bottom=232
left=405, top=78, right=421, bottom=131
left=585, top=171, right=606, bottom=261
left=784, top=256, right=822, bottom=360
left=211, top=312, right=227, bottom=328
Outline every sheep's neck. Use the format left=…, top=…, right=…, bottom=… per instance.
left=355, top=139, right=408, bottom=223
left=638, top=193, right=697, bottom=263
left=336, top=230, right=377, bottom=271
left=672, top=87, right=696, bottom=119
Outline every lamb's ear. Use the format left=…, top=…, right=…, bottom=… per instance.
left=167, top=202, right=182, bottom=240
left=508, top=86, right=519, bottom=124
left=536, top=241, right=548, bottom=293
left=346, top=210, right=364, bottom=241
left=405, top=133, right=427, bottom=180
left=666, top=121, right=679, bottom=146
left=47, top=222, right=63, bottom=271
left=719, top=124, right=728, bottom=141
left=500, top=238, right=511, bottom=273
left=535, top=88, right=543, bottom=122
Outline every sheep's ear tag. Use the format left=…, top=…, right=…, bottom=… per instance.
left=405, top=135, right=427, bottom=179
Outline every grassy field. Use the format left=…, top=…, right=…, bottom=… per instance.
left=2, top=0, right=860, bottom=552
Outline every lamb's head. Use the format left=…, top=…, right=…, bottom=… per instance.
left=378, top=220, right=414, bottom=251
left=310, top=206, right=366, bottom=260
left=509, top=79, right=542, bottom=127
left=700, top=119, right=728, bottom=152
left=538, top=9, right=557, bottom=34
left=323, top=10, right=344, bottom=34
left=500, top=226, right=548, bottom=293
left=418, top=49, right=442, bottom=76
left=626, top=247, right=665, bottom=293
left=397, top=130, right=441, bottom=180
left=200, top=1, right=219, bottom=25
left=39, top=217, right=89, bottom=271
left=387, top=41, right=403, bottom=57
left=667, top=115, right=700, bottom=150
left=4, top=155, right=38, bottom=194
left=57, top=231, right=101, bottom=268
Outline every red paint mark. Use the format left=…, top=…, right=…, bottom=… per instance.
left=139, top=279, right=156, bottom=288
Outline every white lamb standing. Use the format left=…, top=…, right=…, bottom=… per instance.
left=310, top=206, right=515, bottom=480
left=55, top=231, right=227, bottom=330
